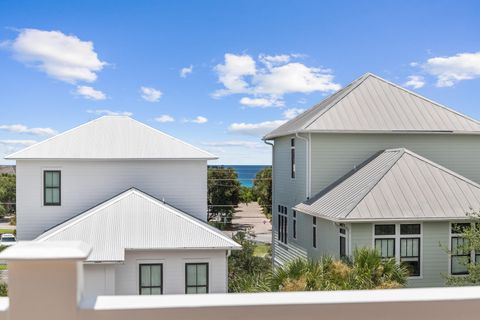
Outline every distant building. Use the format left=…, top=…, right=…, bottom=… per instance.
left=264, top=73, right=480, bottom=287
left=0, top=166, right=15, bottom=175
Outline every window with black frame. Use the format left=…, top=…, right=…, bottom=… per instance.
left=139, top=264, right=163, bottom=295
left=292, top=210, right=297, bottom=239
left=374, top=224, right=395, bottom=259
left=339, top=226, right=347, bottom=259
left=451, top=223, right=471, bottom=275
left=44, top=170, right=61, bottom=205
left=400, top=224, right=421, bottom=277
left=312, top=216, right=317, bottom=248
left=290, top=138, right=295, bottom=179
left=278, top=205, right=288, bottom=244
left=185, top=263, right=208, bottom=294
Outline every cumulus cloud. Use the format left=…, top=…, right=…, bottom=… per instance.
left=155, top=115, right=175, bottom=123
left=228, top=120, right=287, bottom=136
left=404, top=75, right=425, bottom=89
left=140, top=86, right=163, bottom=102
left=87, top=109, right=132, bottom=116
left=190, top=116, right=208, bottom=124
left=180, top=65, right=193, bottom=78
left=423, top=52, right=480, bottom=87
left=213, top=53, right=340, bottom=104
left=7, top=28, right=106, bottom=83
left=76, top=85, right=106, bottom=100
left=0, top=124, right=57, bottom=136
left=283, top=108, right=305, bottom=119
left=239, top=97, right=284, bottom=108
left=0, top=139, right=37, bottom=146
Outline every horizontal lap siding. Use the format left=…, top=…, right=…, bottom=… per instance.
left=16, top=160, right=207, bottom=240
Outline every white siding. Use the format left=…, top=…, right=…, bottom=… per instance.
left=84, top=264, right=116, bottom=295
left=16, top=159, right=207, bottom=240
left=114, top=250, right=228, bottom=295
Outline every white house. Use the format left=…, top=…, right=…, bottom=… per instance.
left=5, top=116, right=240, bottom=295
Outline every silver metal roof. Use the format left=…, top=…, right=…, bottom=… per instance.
left=6, top=116, right=217, bottom=160
left=264, top=73, right=480, bottom=139
left=36, top=188, right=240, bottom=262
left=294, top=148, right=480, bottom=222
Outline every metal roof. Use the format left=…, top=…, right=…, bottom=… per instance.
left=264, top=73, right=480, bottom=139
left=36, top=188, right=240, bottom=262
left=5, top=116, right=217, bottom=160
left=294, top=148, right=480, bottom=222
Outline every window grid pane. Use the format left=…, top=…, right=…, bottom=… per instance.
left=451, top=236, right=470, bottom=275
left=44, top=171, right=61, bottom=205
left=374, top=224, right=396, bottom=235
left=400, top=238, right=420, bottom=276
left=139, top=264, right=162, bottom=295
left=186, top=263, right=208, bottom=294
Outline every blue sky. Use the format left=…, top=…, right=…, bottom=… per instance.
left=1, top=0, right=479, bottom=165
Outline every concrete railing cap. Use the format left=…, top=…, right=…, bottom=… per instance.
left=0, top=241, right=91, bottom=261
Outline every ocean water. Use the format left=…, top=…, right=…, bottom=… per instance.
left=209, top=165, right=271, bottom=187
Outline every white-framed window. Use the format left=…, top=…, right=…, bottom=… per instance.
left=339, top=224, right=347, bottom=259
left=292, top=210, right=297, bottom=239
left=449, top=222, right=479, bottom=275
left=312, top=216, right=317, bottom=248
left=278, top=205, right=288, bottom=244
left=290, top=138, right=295, bottom=179
left=373, top=223, right=422, bottom=277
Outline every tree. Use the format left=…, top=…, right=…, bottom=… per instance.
left=252, top=167, right=272, bottom=219
left=228, top=232, right=271, bottom=292
left=0, top=174, right=15, bottom=216
left=446, top=211, right=480, bottom=285
left=207, top=166, right=240, bottom=222
left=270, top=248, right=408, bottom=292
left=239, top=186, right=255, bottom=205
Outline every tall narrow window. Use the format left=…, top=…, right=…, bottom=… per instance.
left=400, top=224, right=421, bottom=276
left=339, top=225, right=347, bottom=258
left=291, top=138, right=295, bottom=179
left=139, top=264, right=163, bottom=295
left=44, top=170, right=61, bottom=206
left=292, top=210, right=297, bottom=239
left=312, top=216, right=317, bottom=248
left=451, top=223, right=471, bottom=275
left=185, top=263, right=208, bottom=294
left=277, top=206, right=288, bottom=244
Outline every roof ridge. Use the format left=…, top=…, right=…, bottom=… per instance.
left=368, top=73, right=480, bottom=126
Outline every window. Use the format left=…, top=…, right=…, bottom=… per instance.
left=278, top=205, right=288, bottom=244
left=339, top=225, right=347, bottom=258
left=292, top=210, right=297, bottom=239
left=139, top=264, right=163, bottom=295
left=373, top=223, right=421, bottom=277
left=185, top=263, right=208, bottom=294
left=450, top=223, right=473, bottom=275
left=291, top=138, right=295, bottom=179
left=312, top=216, right=317, bottom=248
left=44, top=170, right=61, bottom=206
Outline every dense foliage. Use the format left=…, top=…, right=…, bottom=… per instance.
left=252, top=167, right=272, bottom=219
left=207, top=167, right=240, bottom=222
left=0, top=174, right=15, bottom=217
left=239, top=186, right=255, bottom=205
left=446, top=211, right=480, bottom=286
left=0, top=283, right=6, bottom=297
left=271, top=248, right=408, bottom=291
left=228, top=232, right=271, bottom=292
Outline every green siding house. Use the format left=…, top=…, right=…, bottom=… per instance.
left=263, top=73, right=480, bottom=287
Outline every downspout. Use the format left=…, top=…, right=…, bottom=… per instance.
left=263, top=138, right=275, bottom=263
left=295, top=133, right=310, bottom=200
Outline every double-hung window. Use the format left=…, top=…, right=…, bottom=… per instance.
left=44, top=170, right=61, bottom=206
left=185, top=263, right=208, bottom=294
left=290, top=138, right=295, bottom=179
left=374, top=223, right=422, bottom=277
left=312, top=217, right=317, bottom=248
left=139, top=264, right=163, bottom=295
left=450, top=223, right=473, bottom=275
left=278, top=205, right=288, bottom=244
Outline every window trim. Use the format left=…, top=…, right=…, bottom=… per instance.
left=139, top=263, right=163, bottom=295
left=372, top=223, right=423, bottom=279
left=185, top=262, right=209, bottom=294
left=43, top=170, right=61, bottom=206
left=449, top=222, right=476, bottom=276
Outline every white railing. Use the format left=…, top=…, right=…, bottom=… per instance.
left=0, top=241, right=479, bottom=320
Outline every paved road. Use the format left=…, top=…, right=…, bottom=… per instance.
left=224, top=202, right=272, bottom=243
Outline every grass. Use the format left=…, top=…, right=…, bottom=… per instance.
left=0, top=229, right=14, bottom=235
left=254, top=243, right=271, bottom=257
left=0, top=265, right=6, bottom=271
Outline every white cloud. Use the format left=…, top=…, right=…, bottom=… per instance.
left=0, top=139, right=37, bottom=146
left=404, top=75, right=425, bottom=89
left=239, top=97, right=284, bottom=108
left=213, top=53, right=256, bottom=97
left=191, top=116, right=208, bottom=124
left=155, top=115, right=175, bottom=123
left=202, top=140, right=265, bottom=149
left=180, top=65, right=193, bottom=78
left=0, top=124, right=57, bottom=136
left=7, top=28, right=106, bottom=83
left=76, top=85, right=106, bottom=100
left=228, top=120, right=287, bottom=136
left=423, top=52, right=480, bottom=87
left=140, top=86, right=163, bottom=102
left=283, top=108, right=305, bottom=120
left=87, top=109, right=132, bottom=116
left=213, top=53, right=340, bottom=103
